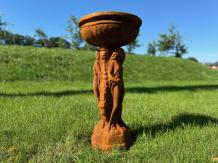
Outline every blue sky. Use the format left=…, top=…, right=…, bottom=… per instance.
left=0, top=0, right=218, bottom=63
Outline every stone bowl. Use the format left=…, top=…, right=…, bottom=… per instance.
left=79, top=11, right=142, bottom=48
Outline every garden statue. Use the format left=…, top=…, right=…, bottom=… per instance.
left=79, top=11, right=142, bottom=151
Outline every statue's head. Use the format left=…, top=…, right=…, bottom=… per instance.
left=98, top=48, right=107, bottom=60
left=119, top=49, right=126, bottom=64
left=111, top=48, right=125, bottom=64
left=110, top=51, right=119, bottom=60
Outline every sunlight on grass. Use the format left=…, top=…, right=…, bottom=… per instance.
left=1, top=81, right=218, bottom=162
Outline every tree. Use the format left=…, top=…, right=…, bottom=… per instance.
left=34, top=28, right=48, bottom=47
left=126, top=38, right=141, bottom=54
left=47, top=37, right=71, bottom=48
left=67, top=16, right=83, bottom=49
left=13, top=34, right=25, bottom=45
left=147, top=41, right=156, bottom=56
left=23, top=35, right=35, bottom=46
left=0, top=15, right=9, bottom=44
left=157, top=25, right=188, bottom=58
left=56, top=37, right=71, bottom=49
left=0, top=15, right=8, bottom=31
left=0, top=30, right=14, bottom=44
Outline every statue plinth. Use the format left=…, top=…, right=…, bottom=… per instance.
left=79, top=11, right=142, bottom=151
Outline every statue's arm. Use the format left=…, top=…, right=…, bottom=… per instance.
left=108, top=62, right=120, bottom=83
left=93, top=65, right=100, bottom=102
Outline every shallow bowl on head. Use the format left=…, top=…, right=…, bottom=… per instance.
left=79, top=11, right=142, bottom=48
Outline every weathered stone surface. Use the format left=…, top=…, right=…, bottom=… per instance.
left=79, top=11, right=142, bottom=151
left=79, top=11, right=142, bottom=48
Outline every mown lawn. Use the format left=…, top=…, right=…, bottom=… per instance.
left=1, top=81, right=218, bottom=162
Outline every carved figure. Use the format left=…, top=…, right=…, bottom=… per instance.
left=93, top=48, right=110, bottom=127
left=108, top=48, right=126, bottom=129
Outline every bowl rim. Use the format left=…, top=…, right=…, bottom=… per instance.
left=79, top=11, right=142, bottom=28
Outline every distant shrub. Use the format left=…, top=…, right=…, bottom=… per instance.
left=188, top=57, right=198, bottom=63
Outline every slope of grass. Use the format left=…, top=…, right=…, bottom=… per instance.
left=0, top=45, right=218, bottom=82
left=1, top=45, right=218, bottom=162
left=1, top=81, right=218, bottom=162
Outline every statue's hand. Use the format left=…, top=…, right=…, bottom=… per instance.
left=109, top=75, right=119, bottom=83
left=113, top=78, right=120, bottom=83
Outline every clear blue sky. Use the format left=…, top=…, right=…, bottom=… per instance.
left=0, top=0, right=218, bottom=63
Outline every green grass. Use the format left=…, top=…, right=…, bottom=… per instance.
left=0, top=45, right=218, bottom=82
left=1, top=45, right=218, bottom=162
left=1, top=81, right=218, bottom=162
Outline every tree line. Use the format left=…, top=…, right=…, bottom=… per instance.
left=0, top=15, right=188, bottom=57
left=0, top=15, right=92, bottom=50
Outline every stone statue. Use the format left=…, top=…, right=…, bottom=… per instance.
left=79, top=11, right=142, bottom=151
left=91, top=47, right=132, bottom=150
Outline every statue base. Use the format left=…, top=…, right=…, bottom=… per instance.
left=91, top=120, right=133, bottom=151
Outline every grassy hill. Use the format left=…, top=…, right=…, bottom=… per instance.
left=0, top=45, right=218, bottom=82
left=1, top=45, right=218, bottom=162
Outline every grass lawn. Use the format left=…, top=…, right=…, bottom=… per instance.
left=1, top=81, right=218, bottom=162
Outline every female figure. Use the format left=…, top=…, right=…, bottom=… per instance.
left=93, top=48, right=110, bottom=127
left=107, top=48, right=126, bottom=129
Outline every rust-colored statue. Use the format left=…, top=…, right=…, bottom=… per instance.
left=79, top=11, right=142, bottom=151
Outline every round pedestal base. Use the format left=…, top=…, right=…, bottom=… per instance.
left=91, top=120, right=133, bottom=151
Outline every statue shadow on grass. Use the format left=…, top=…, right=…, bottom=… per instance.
left=0, top=84, right=218, bottom=97
left=131, top=112, right=218, bottom=142
left=126, top=84, right=218, bottom=94
left=0, top=90, right=93, bottom=97
left=73, top=113, right=218, bottom=149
